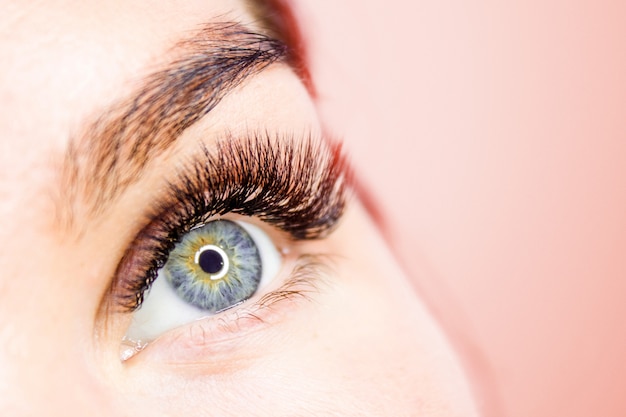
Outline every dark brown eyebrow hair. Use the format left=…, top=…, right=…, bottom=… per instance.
left=58, top=22, right=287, bottom=231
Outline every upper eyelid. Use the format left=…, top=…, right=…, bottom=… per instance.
left=107, top=133, right=351, bottom=313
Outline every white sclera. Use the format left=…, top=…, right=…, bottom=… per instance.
left=124, top=220, right=282, bottom=345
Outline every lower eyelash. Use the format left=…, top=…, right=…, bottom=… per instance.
left=234, top=254, right=333, bottom=323
left=121, top=254, right=334, bottom=361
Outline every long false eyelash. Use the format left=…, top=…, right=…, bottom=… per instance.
left=110, top=132, right=351, bottom=312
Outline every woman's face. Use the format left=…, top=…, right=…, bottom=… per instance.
left=0, top=1, right=479, bottom=415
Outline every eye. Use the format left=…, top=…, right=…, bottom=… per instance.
left=109, top=136, right=350, bottom=361
left=123, top=219, right=281, bottom=348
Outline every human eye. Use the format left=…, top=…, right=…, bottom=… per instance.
left=122, top=218, right=282, bottom=351
left=105, top=134, right=350, bottom=362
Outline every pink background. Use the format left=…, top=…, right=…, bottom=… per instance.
left=297, top=1, right=626, bottom=416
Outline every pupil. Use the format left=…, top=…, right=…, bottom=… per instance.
left=198, top=249, right=224, bottom=274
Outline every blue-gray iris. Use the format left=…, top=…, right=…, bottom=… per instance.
left=163, top=220, right=262, bottom=312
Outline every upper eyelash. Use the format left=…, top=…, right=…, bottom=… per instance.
left=109, top=132, right=351, bottom=312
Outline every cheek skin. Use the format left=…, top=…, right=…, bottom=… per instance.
left=112, top=204, right=479, bottom=417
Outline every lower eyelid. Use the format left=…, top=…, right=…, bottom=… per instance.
left=122, top=254, right=333, bottom=365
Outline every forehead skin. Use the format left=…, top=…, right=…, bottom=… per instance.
left=0, top=0, right=247, bottom=211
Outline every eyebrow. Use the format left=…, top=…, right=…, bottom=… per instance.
left=59, top=22, right=287, bottom=231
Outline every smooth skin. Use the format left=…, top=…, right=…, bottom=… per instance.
left=0, top=1, right=479, bottom=416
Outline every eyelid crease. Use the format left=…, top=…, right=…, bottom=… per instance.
left=108, top=132, right=352, bottom=313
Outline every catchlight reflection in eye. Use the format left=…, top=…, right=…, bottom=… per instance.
left=123, top=219, right=281, bottom=352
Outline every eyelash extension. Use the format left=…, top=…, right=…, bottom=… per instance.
left=110, top=132, right=351, bottom=312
